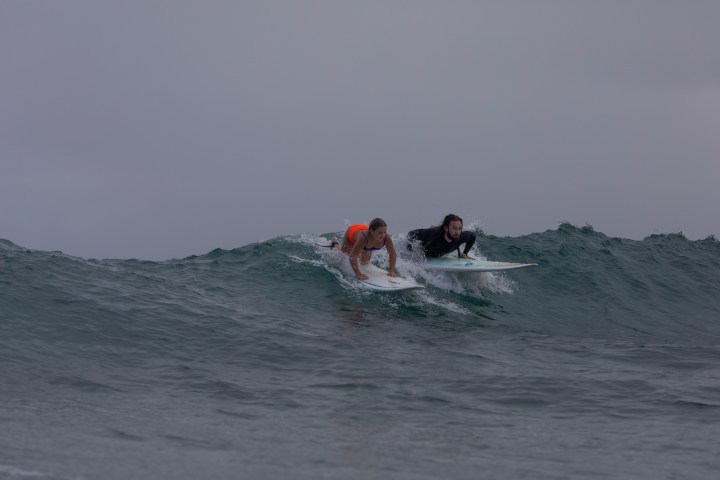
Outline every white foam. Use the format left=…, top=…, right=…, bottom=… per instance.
left=291, top=232, right=515, bottom=306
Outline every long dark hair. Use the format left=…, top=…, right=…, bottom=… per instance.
left=441, top=214, right=462, bottom=229
left=429, top=214, right=462, bottom=242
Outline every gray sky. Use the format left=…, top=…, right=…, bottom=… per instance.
left=2, top=1, right=719, bottom=260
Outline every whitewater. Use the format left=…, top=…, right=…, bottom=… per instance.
left=1, top=223, right=719, bottom=479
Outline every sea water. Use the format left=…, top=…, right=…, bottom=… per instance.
left=2, top=223, right=720, bottom=479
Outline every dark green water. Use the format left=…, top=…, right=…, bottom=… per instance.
left=2, top=223, right=719, bottom=479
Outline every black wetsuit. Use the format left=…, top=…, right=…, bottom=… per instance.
left=407, top=227, right=476, bottom=258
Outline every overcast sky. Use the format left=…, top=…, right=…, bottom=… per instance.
left=2, top=1, right=718, bottom=260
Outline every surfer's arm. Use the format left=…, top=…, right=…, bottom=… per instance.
left=348, top=234, right=369, bottom=280
left=406, top=230, right=417, bottom=253
left=458, top=232, right=477, bottom=258
left=386, top=236, right=398, bottom=277
left=406, top=234, right=427, bottom=258
left=410, top=228, right=437, bottom=251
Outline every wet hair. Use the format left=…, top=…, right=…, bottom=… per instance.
left=441, top=214, right=463, bottom=229
left=423, top=214, right=463, bottom=244
left=368, top=218, right=387, bottom=231
left=423, top=214, right=462, bottom=243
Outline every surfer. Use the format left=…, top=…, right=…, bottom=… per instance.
left=407, top=214, right=476, bottom=259
left=339, top=218, right=398, bottom=280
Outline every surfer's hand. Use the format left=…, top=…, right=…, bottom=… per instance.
left=387, top=271, right=398, bottom=277
left=356, top=273, right=369, bottom=280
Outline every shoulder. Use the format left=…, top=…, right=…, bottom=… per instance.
left=410, top=227, right=438, bottom=237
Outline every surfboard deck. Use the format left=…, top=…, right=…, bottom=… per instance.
left=357, top=263, right=424, bottom=292
left=425, top=257, right=538, bottom=272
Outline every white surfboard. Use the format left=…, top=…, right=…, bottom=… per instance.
left=425, top=257, right=538, bottom=272
left=357, top=263, right=424, bottom=292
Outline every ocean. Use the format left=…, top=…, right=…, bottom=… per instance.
left=2, top=223, right=719, bottom=479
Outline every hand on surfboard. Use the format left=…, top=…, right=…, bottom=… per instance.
left=357, top=269, right=396, bottom=280
left=354, top=263, right=424, bottom=292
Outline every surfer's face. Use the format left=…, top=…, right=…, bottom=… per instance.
left=370, top=226, right=387, bottom=241
left=445, top=221, right=462, bottom=241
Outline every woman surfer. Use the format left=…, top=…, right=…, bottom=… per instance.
left=335, top=218, right=398, bottom=280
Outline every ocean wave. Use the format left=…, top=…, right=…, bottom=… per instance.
left=2, top=224, right=720, bottom=363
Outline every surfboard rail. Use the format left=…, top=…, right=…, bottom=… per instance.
left=424, top=258, right=537, bottom=272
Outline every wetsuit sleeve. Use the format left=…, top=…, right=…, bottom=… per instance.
left=459, top=231, right=476, bottom=256
left=406, top=229, right=421, bottom=251
left=406, top=228, right=438, bottom=257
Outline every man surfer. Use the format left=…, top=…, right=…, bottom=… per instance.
left=407, top=214, right=476, bottom=259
